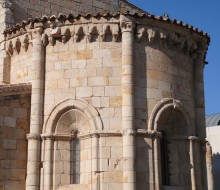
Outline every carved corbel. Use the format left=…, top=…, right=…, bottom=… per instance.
left=173, top=98, right=181, bottom=109
left=169, top=33, right=185, bottom=51
left=82, top=25, right=90, bottom=43
left=73, top=34, right=79, bottom=43
left=34, top=22, right=44, bottom=29
left=159, top=30, right=168, bottom=46
left=96, top=24, right=103, bottom=42
left=99, top=32, right=105, bottom=42
left=191, top=42, right=207, bottom=66
left=188, top=40, right=198, bottom=56
left=50, top=27, right=61, bottom=38
left=86, top=33, right=92, bottom=43
left=111, top=24, right=119, bottom=42
left=70, top=26, right=75, bottom=43
left=100, top=24, right=109, bottom=42
left=42, top=33, right=49, bottom=46
left=49, top=27, right=61, bottom=45
left=147, top=28, right=156, bottom=44
left=136, top=26, right=146, bottom=42
left=167, top=32, right=175, bottom=47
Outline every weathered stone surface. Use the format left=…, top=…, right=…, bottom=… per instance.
left=0, top=95, right=30, bottom=190
left=0, top=1, right=210, bottom=190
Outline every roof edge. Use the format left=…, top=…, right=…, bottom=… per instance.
left=3, top=12, right=210, bottom=42
left=120, top=0, right=149, bottom=14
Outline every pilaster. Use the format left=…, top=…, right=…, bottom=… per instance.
left=120, top=15, right=136, bottom=190
left=26, top=27, right=45, bottom=190
left=193, top=47, right=207, bottom=138
left=205, top=142, right=214, bottom=190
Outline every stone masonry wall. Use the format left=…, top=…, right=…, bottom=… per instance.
left=1, top=12, right=209, bottom=189
left=134, top=41, right=195, bottom=189
left=0, top=94, right=30, bottom=190
left=43, top=34, right=123, bottom=189
left=44, top=37, right=122, bottom=132
left=10, top=45, right=33, bottom=84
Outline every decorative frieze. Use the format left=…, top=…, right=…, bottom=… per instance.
left=2, top=13, right=209, bottom=61
left=0, top=83, right=31, bottom=96
left=5, top=33, right=31, bottom=56
left=136, top=25, right=200, bottom=57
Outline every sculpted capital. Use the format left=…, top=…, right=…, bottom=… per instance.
left=120, top=22, right=135, bottom=33
left=30, top=28, right=44, bottom=40
left=120, top=15, right=135, bottom=33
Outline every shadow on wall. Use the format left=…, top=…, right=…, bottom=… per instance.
left=12, top=1, right=31, bottom=24
left=213, top=153, right=220, bottom=190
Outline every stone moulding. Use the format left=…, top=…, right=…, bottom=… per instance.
left=41, top=130, right=122, bottom=141
left=2, top=12, right=209, bottom=61
left=43, top=98, right=103, bottom=134
left=57, top=184, right=87, bottom=190
left=148, top=98, right=191, bottom=133
left=0, top=83, right=32, bottom=96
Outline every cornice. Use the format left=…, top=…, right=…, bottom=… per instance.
left=3, top=12, right=209, bottom=40
left=2, top=12, right=209, bottom=61
left=0, top=83, right=32, bottom=96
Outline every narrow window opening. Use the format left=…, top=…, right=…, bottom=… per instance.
left=160, top=131, right=170, bottom=186
left=70, top=138, right=80, bottom=184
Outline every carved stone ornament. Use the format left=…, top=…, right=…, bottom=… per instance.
left=42, top=33, right=49, bottom=46
left=135, top=24, right=201, bottom=58
left=120, top=22, right=135, bottom=33
left=26, top=133, right=41, bottom=140
left=123, top=129, right=137, bottom=136
left=136, top=129, right=162, bottom=139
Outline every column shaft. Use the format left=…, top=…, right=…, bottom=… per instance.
left=44, top=139, right=53, bottom=190
left=121, top=16, right=135, bottom=190
left=26, top=28, right=44, bottom=190
left=154, top=138, right=160, bottom=190
left=92, top=135, right=99, bottom=190
left=190, top=139, right=196, bottom=190
left=206, top=143, right=214, bottom=190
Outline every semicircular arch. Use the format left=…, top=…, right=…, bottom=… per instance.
left=43, top=98, right=103, bottom=134
left=148, top=98, right=191, bottom=134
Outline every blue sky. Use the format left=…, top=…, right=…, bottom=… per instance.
left=129, top=0, right=220, bottom=115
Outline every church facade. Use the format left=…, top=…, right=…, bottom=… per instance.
left=0, top=1, right=213, bottom=190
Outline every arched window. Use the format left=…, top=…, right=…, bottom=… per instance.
left=158, top=108, right=190, bottom=188
left=70, top=138, right=80, bottom=184
left=160, top=131, right=169, bottom=186
left=41, top=99, right=103, bottom=190
left=149, top=99, right=192, bottom=189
